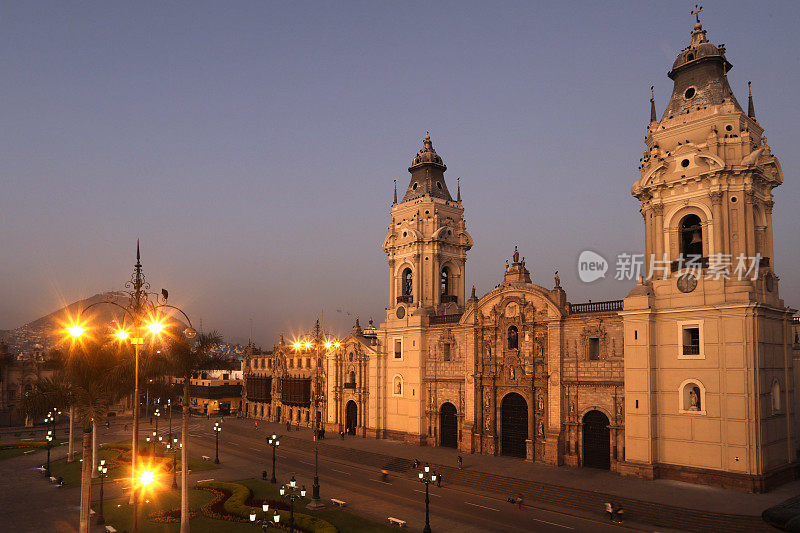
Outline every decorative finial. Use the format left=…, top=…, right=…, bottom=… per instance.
left=471, top=284, right=476, bottom=300
left=554, top=270, right=561, bottom=288
left=136, top=239, right=140, bottom=263
left=393, top=179, right=397, bottom=204
left=692, top=4, right=702, bottom=23
left=650, top=86, right=657, bottom=123
left=747, top=81, right=755, bottom=118
left=457, top=177, right=461, bottom=202
left=513, top=246, right=519, bottom=263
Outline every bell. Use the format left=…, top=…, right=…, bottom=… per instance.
left=689, top=231, right=702, bottom=245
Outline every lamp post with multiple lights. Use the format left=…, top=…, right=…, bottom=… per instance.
left=166, top=437, right=180, bottom=489
left=133, top=469, right=154, bottom=533
left=419, top=463, right=439, bottom=533
left=249, top=502, right=281, bottom=530
left=291, top=324, right=339, bottom=508
left=279, top=475, right=306, bottom=533
left=66, top=242, right=196, bottom=505
left=96, top=459, right=108, bottom=525
left=267, top=434, right=280, bottom=483
left=44, top=408, right=59, bottom=477
left=213, top=421, right=222, bottom=464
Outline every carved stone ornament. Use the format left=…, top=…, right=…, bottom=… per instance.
left=677, top=273, right=698, bottom=293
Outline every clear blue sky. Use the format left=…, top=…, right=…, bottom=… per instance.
left=2, top=1, right=798, bottom=345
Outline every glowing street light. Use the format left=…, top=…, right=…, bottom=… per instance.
left=115, top=329, right=130, bottom=340
left=146, top=321, right=164, bottom=334
left=67, top=325, right=85, bottom=337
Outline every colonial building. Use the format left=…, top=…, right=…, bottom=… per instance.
left=244, top=16, right=797, bottom=491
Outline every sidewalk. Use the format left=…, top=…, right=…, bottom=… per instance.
left=221, top=417, right=795, bottom=532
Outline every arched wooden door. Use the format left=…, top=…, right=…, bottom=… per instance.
left=582, top=410, right=610, bottom=469
left=439, top=402, right=458, bottom=448
left=501, top=393, right=528, bottom=458
left=345, top=400, right=358, bottom=435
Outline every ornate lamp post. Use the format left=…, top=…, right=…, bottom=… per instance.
left=96, top=459, right=108, bottom=525
left=44, top=428, right=53, bottom=477
left=249, top=502, right=281, bottom=530
left=279, top=475, right=306, bottom=533
left=291, top=327, right=338, bottom=508
left=44, top=408, right=59, bottom=477
left=154, top=408, right=160, bottom=436
left=418, top=463, right=438, bottom=533
left=66, top=242, right=196, bottom=504
left=167, top=437, right=180, bottom=489
left=213, top=421, right=222, bottom=464
left=267, top=434, right=280, bottom=483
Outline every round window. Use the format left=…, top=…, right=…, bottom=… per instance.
left=684, top=87, right=695, bottom=99
left=681, top=159, right=690, bottom=168
left=402, top=231, right=407, bottom=237
left=730, top=196, right=738, bottom=203
left=726, top=125, right=733, bottom=132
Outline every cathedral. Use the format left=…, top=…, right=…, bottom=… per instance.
left=243, top=17, right=797, bottom=492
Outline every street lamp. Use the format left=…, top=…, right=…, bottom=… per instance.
left=154, top=408, right=161, bottom=435
left=145, top=435, right=151, bottom=456
left=96, top=459, right=108, bottom=525
left=167, top=437, right=180, bottom=489
left=267, top=434, right=280, bottom=483
left=249, top=502, right=281, bottom=530
left=418, top=463, right=438, bottom=533
left=279, top=475, right=306, bottom=533
left=292, top=328, right=338, bottom=508
left=213, top=421, right=222, bottom=464
left=133, top=469, right=154, bottom=533
left=44, top=429, right=53, bottom=477
left=65, top=242, right=196, bottom=505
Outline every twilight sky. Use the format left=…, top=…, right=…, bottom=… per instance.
left=2, top=1, right=798, bottom=346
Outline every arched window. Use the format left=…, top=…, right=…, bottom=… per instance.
left=771, top=380, right=781, bottom=413
left=508, top=326, right=519, bottom=350
left=680, top=214, right=703, bottom=258
left=348, top=371, right=356, bottom=385
left=440, top=267, right=449, bottom=296
left=403, top=268, right=413, bottom=297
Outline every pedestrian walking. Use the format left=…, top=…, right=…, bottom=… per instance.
left=254, top=421, right=258, bottom=430
left=412, top=458, right=419, bottom=469
left=517, top=494, right=524, bottom=510
left=286, top=421, right=291, bottom=431
left=604, top=502, right=614, bottom=522
left=614, top=504, right=625, bottom=523
left=436, top=473, right=442, bottom=487
left=457, top=455, right=463, bottom=469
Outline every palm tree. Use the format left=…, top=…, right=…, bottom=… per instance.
left=62, top=340, right=125, bottom=533
left=167, top=331, right=232, bottom=533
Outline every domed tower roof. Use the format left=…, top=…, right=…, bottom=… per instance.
left=401, top=133, right=453, bottom=202
left=661, top=18, right=741, bottom=120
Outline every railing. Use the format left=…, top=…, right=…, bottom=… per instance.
left=670, top=256, right=709, bottom=272
left=570, top=300, right=623, bottom=314
left=683, top=345, right=701, bottom=355
left=343, top=382, right=356, bottom=389
left=396, top=295, right=412, bottom=304
left=429, top=313, right=462, bottom=325
left=440, top=294, right=458, bottom=304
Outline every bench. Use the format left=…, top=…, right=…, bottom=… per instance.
left=24, top=450, right=37, bottom=455
left=105, top=526, right=118, bottom=533
left=201, top=455, right=210, bottom=461
left=387, top=517, right=406, bottom=527
left=330, top=498, right=346, bottom=507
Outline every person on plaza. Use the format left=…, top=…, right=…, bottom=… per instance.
left=516, top=494, right=524, bottom=510
left=605, top=502, right=614, bottom=522
left=412, top=458, right=419, bottom=469
left=457, top=455, right=463, bottom=469
left=614, top=504, right=625, bottom=523
left=437, top=473, right=442, bottom=487
left=286, top=420, right=291, bottom=432
left=254, top=420, right=258, bottom=430
left=340, top=430, right=345, bottom=440
left=381, top=469, right=388, bottom=482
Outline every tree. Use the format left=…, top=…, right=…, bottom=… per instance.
left=167, top=331, right=233, bottom=533
left=61, top=340, right=125, bottom=533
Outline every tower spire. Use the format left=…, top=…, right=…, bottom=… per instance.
left=393, top=179, right=397, bottom=204
left=136, top=239, right=141, bottom=265
left=747, top=81, right=755, bottom=118
left=650, top=86, right=657, bottom=123
left=457, top=177, right=461, bottom=202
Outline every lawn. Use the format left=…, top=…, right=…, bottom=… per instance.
left=0, top=440, right=69, bottom=461
left=49, top=440, right=219, bottom=487
left=94, top=478, right=396, bottom=532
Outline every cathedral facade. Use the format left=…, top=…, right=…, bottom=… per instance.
left=243, top=18, right=797, bottom=492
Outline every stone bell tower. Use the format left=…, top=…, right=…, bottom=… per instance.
left=622, top=13, right=796, bottom=491
left=382, top=133, right=473, bottom=318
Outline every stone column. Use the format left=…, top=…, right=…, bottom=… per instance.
left=744, top=190, right=756, bottom=258
left=710, top=191, right=724, bottom=256
left=653, top=203, right=665, bottom=261
left=764, top=200, right=775, bottom=265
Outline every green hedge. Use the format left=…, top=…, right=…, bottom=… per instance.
left=197, top=480, right=337, bottom=533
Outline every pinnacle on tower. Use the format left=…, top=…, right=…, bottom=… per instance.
left=650, top=86, right=657, bottom=123
left=748, top=81, right=756, bottom=118
left=457, top=177, right=461, bottom=202
left=393, top=179, right=397, bottom=204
